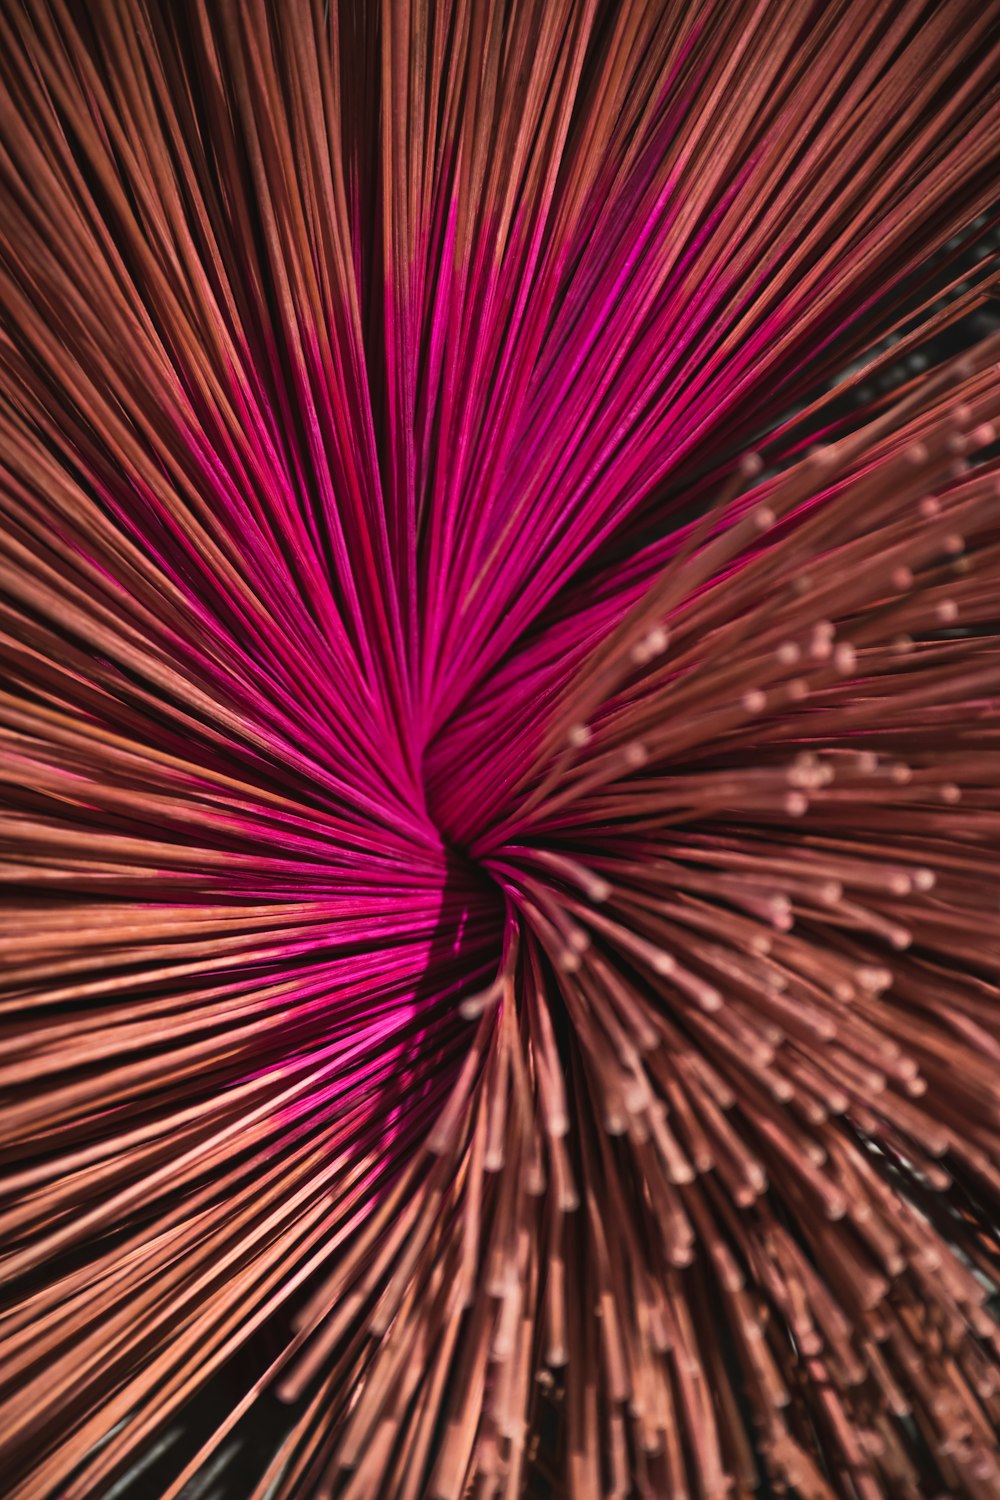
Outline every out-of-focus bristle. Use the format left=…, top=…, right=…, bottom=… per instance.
left=2, top=2, right=1000, bottom=1498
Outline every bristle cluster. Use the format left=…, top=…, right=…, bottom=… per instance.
left=2, top=2, right=1000, bottom=1498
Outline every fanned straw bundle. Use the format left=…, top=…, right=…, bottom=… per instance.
left=3, top=2, right=1000, bottom=1497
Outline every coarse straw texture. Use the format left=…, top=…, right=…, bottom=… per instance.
left=3, top=1, right=1000, bottom=1497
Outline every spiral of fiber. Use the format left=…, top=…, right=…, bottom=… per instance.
left=2, top=3, right=1000, bottom=1497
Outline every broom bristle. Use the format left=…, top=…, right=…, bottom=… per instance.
left=3, top=2, right=1000, bottom=1497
